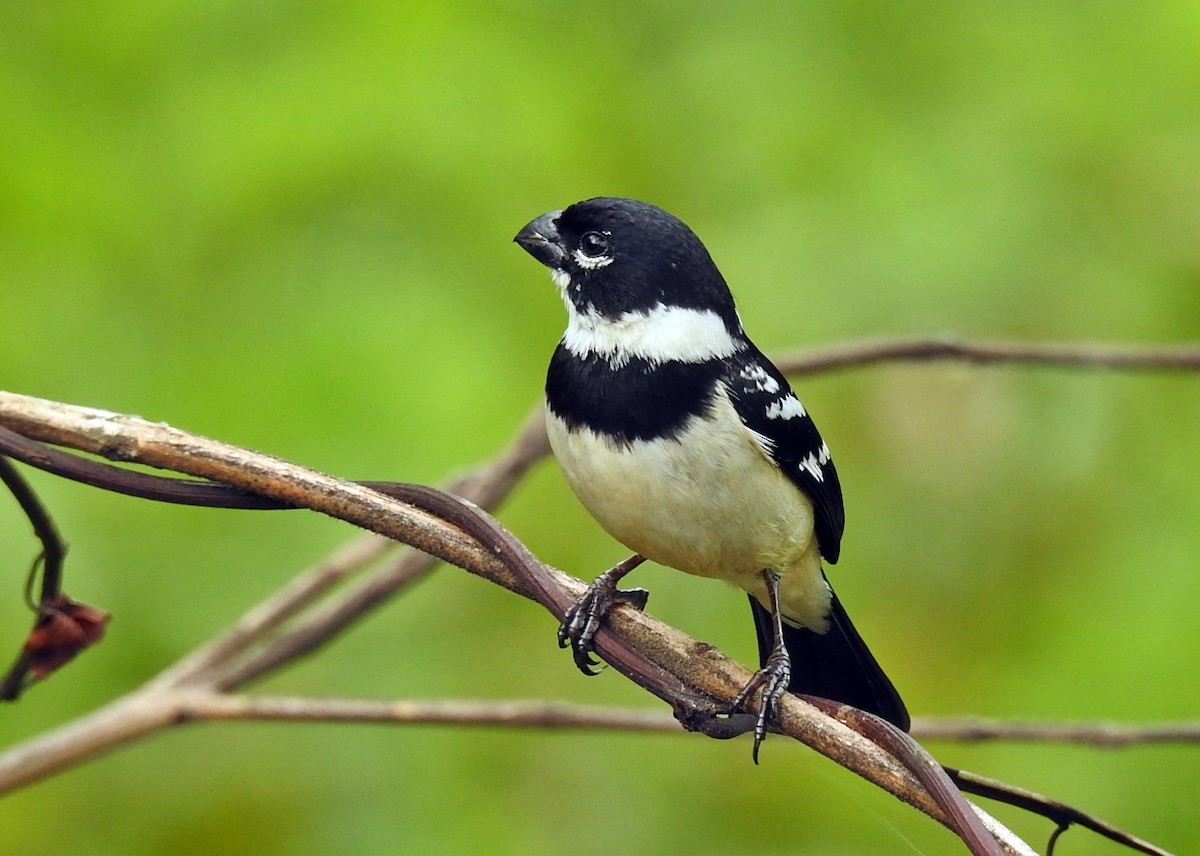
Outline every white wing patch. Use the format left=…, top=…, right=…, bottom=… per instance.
left=765, top=394, right=806, bottom=420
left=797, top=441, right=832, bottom=482
left=738, top=363, right=779, bottom=394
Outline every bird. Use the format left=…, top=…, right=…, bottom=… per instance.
left=514, top=197, right=908, bottom=756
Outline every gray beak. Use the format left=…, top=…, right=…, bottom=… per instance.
left=514, top=209, right=566, bottom=268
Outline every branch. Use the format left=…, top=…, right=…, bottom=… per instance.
left=176, top=694, right=683, bottom=730
left=914, top=717, right=1200, bottom=748
left=0, top=457, right=108, bottom=699
left=0, top=391, right=1022, bottom=855
left=774, top=336, right=1200, bottom=375
left=122, top=696, right=1200, bottom=749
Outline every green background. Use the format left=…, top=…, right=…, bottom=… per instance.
left=3, top=3, right=1199, bottom=853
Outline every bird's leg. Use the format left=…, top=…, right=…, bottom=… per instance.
left=559, top=553, right=649, bottom=674
left=731, top=571, right=792, bottom=763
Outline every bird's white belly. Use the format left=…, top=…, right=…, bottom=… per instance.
left=546, top=394, right=830, bottom=628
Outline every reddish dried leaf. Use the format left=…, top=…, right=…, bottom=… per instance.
left=23, top=596, right=110, bottom=681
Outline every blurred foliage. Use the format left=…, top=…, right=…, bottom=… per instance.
left=2, top=2, right=1199, bottom=854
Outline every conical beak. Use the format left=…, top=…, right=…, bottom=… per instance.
left=514, top=209, right=566, bottom=268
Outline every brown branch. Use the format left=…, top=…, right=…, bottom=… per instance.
left=176, top=694, right=683, bottom=731
left=0, top=391, right=1025, bottom=855
left=144, top=696, right=1200, bottom=750
left=945, top=768, right=1173, bottom=856
left=774, top=336, right=1200, bottom=375
left=914, top=717, right=1200, bottom=748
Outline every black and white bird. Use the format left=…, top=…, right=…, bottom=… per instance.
left=514, top=197, right=908, bottom=753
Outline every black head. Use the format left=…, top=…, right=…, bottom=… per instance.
left=514, top=197, right=741, bottom=333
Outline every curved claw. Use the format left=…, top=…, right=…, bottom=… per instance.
left=730, top=570, right=792, bottom=763
left=557, top=556, right=649, bottom=676
left=731, top=648, right=792, bottom=763
left=559, top=584, right=649, bottom=674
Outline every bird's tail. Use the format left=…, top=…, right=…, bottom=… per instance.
left=748, top=575, right=909, bottom=731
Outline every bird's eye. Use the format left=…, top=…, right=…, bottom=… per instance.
left=578, top=231, right=610, bottom=257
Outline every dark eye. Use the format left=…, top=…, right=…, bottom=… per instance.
left=578, top=231, right=610, bottom=257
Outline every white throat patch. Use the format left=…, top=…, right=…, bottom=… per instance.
left=562, top=301, right=743, bottom=367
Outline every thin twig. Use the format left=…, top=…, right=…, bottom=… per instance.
left=49, top=691, right=1197, bottom=750
left=176, top=694, right=683, bottom=731
left=0, top=457, right=67, bottom=587
left=0, top=455, right=77, bottom=699
left=914, top=717, right=1200, bottom=748
left=774, top=336, right=1200, bottom=375
left=946, top=768, right=1171, bottom=856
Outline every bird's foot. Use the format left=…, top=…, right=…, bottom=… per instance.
left=558, top=555, right=648, bottom=674
left=729, top=645, right=792, bottom=763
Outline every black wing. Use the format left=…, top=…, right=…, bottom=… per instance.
left=724, top=346, right=845, bottom=563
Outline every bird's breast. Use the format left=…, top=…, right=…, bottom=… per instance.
left=546, top=388, right=818, bottom=591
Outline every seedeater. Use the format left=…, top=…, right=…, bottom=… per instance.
left=515, top=197, right=908, bottom=754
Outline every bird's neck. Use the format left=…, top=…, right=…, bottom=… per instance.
left=560, top=301, right=744, bottom=369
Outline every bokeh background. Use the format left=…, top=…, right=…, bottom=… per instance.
left=3, top=3, right=1199, bottom=854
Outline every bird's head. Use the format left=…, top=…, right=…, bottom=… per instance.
left=515, top=198, right=743, bottom=349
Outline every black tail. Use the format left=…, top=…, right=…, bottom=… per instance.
left=748, top=576, right=909, bottom=732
